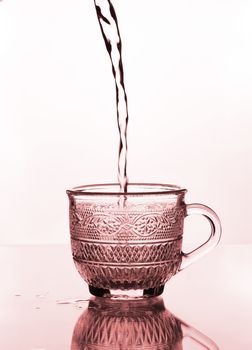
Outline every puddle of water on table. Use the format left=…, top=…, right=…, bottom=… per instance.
left=56, top=298, right=89, bottom=305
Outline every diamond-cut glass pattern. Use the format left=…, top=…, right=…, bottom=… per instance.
left=72, top=298, right=183, bottom=349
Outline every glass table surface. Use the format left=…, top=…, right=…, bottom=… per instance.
left=0, top=244, right=251, bottom=350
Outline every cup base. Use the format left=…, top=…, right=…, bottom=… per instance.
left=88, top=285, right=165, bottom=299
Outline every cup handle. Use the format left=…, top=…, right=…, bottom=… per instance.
left=179, top=203, right=222, bottom=271
left=181, top=321, right=220, bottom=349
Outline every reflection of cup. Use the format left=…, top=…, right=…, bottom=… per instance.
left=71, top=297, right=219, bottom=350
left=67, top=184, right=221, bottom=298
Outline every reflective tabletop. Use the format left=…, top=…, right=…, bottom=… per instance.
left=1, top=245, right=251, bottom=349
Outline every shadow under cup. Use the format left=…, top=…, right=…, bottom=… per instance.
left=67, top=184, right=221, bottom=298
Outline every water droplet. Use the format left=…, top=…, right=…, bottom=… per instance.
left=56, top=300, right=72, bottom=305
left=35, top=292, right=48, bottom=298
left=75, top=305, right=83, bottom=310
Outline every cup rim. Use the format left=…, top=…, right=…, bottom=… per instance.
left=66, top=183, right=187, bottom=196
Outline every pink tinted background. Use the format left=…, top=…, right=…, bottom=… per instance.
left=0, top=0, right=252, bottom=245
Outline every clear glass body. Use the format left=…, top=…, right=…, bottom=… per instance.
left=67, top=184, right=221, bottom=298
left=71, top=297, right=219, bottom=350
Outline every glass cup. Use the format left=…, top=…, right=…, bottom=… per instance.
left=71, top=297, right=219, bottom=350
left=67, top=184, right=221, bottom=298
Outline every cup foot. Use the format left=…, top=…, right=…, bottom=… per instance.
left=88, top=285, right=164, bottom=299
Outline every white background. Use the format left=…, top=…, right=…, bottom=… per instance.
left=0, top=0, right=251, bottom=245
